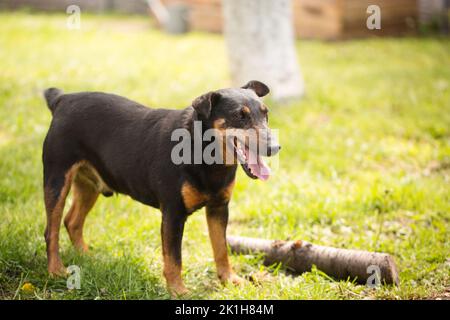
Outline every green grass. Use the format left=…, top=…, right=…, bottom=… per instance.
left=0, top=12, right=449, bottom=300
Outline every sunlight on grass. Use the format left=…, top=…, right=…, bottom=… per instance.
left=0, top=12, right=449, bottom=300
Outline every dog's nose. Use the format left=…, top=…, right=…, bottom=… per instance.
left=267, top=145, right=281, bottom=156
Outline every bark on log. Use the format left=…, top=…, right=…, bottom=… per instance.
left=227, top=236, right=399, bottom=286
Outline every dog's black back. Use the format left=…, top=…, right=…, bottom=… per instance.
left=44, top=90, right=210, bottom=208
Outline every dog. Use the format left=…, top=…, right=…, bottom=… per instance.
left=42, top=80, right=280, bottom=296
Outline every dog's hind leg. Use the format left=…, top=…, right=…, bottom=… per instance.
left=64, top=168, right=99, bottom=253
left=43, top=164, right=77, bottom=276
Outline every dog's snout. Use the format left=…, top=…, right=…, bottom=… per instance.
left=268, top=144, right=281, bottom=156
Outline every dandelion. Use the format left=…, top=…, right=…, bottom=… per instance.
left=21, top=282, right=35, bottom=294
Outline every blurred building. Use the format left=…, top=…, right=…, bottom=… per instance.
left=0, top=0, right=448, bottom=39
left=0, top=0, right=148, bottom=14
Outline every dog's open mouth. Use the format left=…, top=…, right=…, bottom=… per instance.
left=232, top=137, right=271, bottom=180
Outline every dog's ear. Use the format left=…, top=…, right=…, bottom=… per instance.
left=192, top=91, right=221, bottom=119
left=242, top=80, right=270, bottom=97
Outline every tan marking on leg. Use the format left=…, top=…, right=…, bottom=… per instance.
left=44, top=160, right=107, bottom=275
left=181, top=182, right=209, bottom=212
left=64, top=172, right=99, bottom=252
left=161, top=212, right=188, bottom=297
left=206, top=214, right=231, bottom=281
left=45, top=165, right=78, bottom=276
left=206, top=208, right=243, bottom=285
left=163, top=253, right=189, bottom=297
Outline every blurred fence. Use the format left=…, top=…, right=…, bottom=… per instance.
left=0, top=0, right=448, bottom=38
left=0, top=0, right=148, bottom=14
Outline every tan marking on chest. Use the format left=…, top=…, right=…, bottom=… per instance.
left=181, top=182, right=209, bottom=212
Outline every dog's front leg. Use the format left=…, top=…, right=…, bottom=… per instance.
left=161, top=208, right=189, bottom=297
left=206, top=204, right=244, bottom=285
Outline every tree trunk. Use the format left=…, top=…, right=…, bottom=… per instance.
left=227, top=236, right=399, bottom=286
left=222, top=0, right=304, bottom=102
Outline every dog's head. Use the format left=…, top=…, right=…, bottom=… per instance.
left=192, top=80, right=281, bottom=180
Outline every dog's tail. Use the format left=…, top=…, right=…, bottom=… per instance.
left=44, top=88, right=63, bottom=115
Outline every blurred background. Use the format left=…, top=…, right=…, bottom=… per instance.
left=1, top=0, right=448, bottom=35
left=0, top=0, right=448, bottom=100
left=1, top=0, right=449, bottom=36
left=0, top=1, right=448, bottom=300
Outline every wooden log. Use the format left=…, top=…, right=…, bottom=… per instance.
left=227, top=236, right=399, bottom=285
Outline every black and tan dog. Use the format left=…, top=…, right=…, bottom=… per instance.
left=42, top=80, right=280, bottom=296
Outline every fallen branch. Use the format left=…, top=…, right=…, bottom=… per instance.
left=227, top=236, right=399, bottom=285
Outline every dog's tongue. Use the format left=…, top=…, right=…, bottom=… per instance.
left=245, top=147, right=271, bottom=181
left=249, top=156, right=271, bottom=181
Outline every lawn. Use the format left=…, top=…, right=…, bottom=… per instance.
left=0, top=12, right=449, bottom=300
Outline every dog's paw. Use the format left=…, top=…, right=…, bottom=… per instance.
left=168, top=284, right=190, bottom=298
left=220, top=272, right=246, bottom=286
left=229, top=273, right=245, bottom=286
left=48, top=262, right=67, bottom=277
left=75, top=242, right=90, bottom=254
